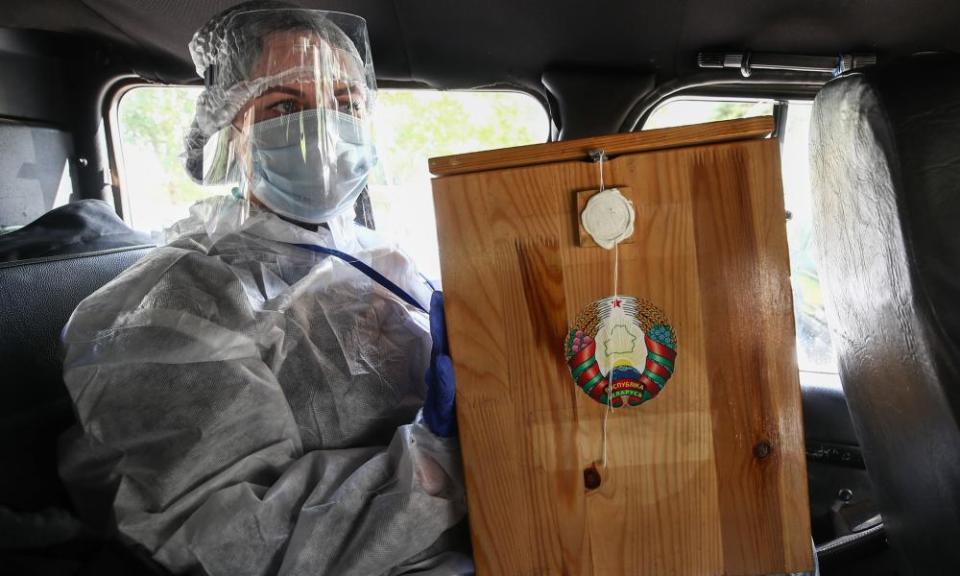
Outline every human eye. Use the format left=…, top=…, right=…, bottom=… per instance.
left=337, top=98, right=362, bottom=115
left=267, top=99, right=301, bottom=116
left=333, top=84, right=365, bottom=117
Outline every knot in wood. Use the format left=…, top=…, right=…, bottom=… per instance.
left=583, top=465, right=602, bottom=490
left=753, top=440, right=773, bottom=460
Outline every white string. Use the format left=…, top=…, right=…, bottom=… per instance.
left=602, top=404, right=610, bottom=469
left=598, top=151, right=605, bottom=193
left=601, top=240, right=620, bottom=470
left=596, top=150, right=618, bottom=471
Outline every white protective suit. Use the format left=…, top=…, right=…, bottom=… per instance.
left=57, top=196, right=471, bottom=575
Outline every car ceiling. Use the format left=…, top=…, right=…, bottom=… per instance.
left=5, top=0, right=960, bottom=92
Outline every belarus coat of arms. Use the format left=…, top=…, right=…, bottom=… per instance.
left=564, top=296, right=677, bottom=407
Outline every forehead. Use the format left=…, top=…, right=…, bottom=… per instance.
left=249, top=29, right=364, bottom=82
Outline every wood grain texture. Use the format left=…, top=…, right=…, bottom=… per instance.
left=428, top=116, right=774, bottom=176
left=432, top=125, right=811, bottom=575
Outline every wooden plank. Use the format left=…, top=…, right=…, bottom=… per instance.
left=688, top=140, right=811, bottom=573
left=428, top=116, right=774, bottom=176
left=432, top=127, right=812, bottom=575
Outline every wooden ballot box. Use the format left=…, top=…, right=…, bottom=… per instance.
left=429, top=117, right=813, bottom=575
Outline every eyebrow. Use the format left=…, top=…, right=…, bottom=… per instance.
left=259, top=84, right=360, bottom=99
left=259, top=86, right=303, bottom=98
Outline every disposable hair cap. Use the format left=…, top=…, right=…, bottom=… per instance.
left=183, top=1, right=376, bottom=189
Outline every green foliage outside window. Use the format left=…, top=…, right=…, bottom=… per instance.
left=119, top=87, right=205, bottom=206
left=118, top=87, right=546, bottom=211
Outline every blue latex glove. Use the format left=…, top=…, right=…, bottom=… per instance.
left=423, top=291, right=457, bottom=437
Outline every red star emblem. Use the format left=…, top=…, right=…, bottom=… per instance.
left=612, top=298, right=622, bottom=308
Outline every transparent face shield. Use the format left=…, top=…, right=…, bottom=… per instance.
left=188, top=9, right=377, bottom=224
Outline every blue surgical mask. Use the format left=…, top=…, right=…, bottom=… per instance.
left=244, top=108, right=376, bottom=224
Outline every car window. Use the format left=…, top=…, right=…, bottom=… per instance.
left=115, top=87, right=213, bottom=235
left=642, top=98, right=838, bottom=377
left=367, top=90, right=548, bottom=279
left=0, top=122, right=76, bottom=233
left=115, top=86, right=548, bottom=277
left=643, top=98, right=775, bottom=130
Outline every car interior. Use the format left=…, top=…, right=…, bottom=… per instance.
left=3, top=1, right=960, bottom=574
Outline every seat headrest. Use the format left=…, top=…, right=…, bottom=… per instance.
left=812, top=52, right=960, bottom=375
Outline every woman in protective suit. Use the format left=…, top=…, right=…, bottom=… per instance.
left=58, top=2, right=466, bottom=574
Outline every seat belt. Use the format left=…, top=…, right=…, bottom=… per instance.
left=294, top=244, right=428, bottom=313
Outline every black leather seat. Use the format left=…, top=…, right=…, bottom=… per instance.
left=811, top=53, right=960, bottom=575
left=0, top=245, right=154, bottom=514
left=0, top=200, right=169, bottom=573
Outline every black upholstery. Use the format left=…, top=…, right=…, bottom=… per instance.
left=811, top=53, right=960, bottom=575
left=0, top=245, right=153, bottom=513
left=802, top=375, right=859, bottom=448
left=0, top=199, right=152, bottom=263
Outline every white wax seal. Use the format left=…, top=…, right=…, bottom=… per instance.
left=581, top=188, right=635, bottom=249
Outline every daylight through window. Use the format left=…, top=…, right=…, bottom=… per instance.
left=116, top=87, right=548, bottom=279
left=643, top=98, right=837, bottom=376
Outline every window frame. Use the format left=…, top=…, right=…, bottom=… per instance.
left=104, top=81, right=551, bottom=229
left=639, top=94, right=782, bottom=132
left=621, top=69, right=826, bottom=132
